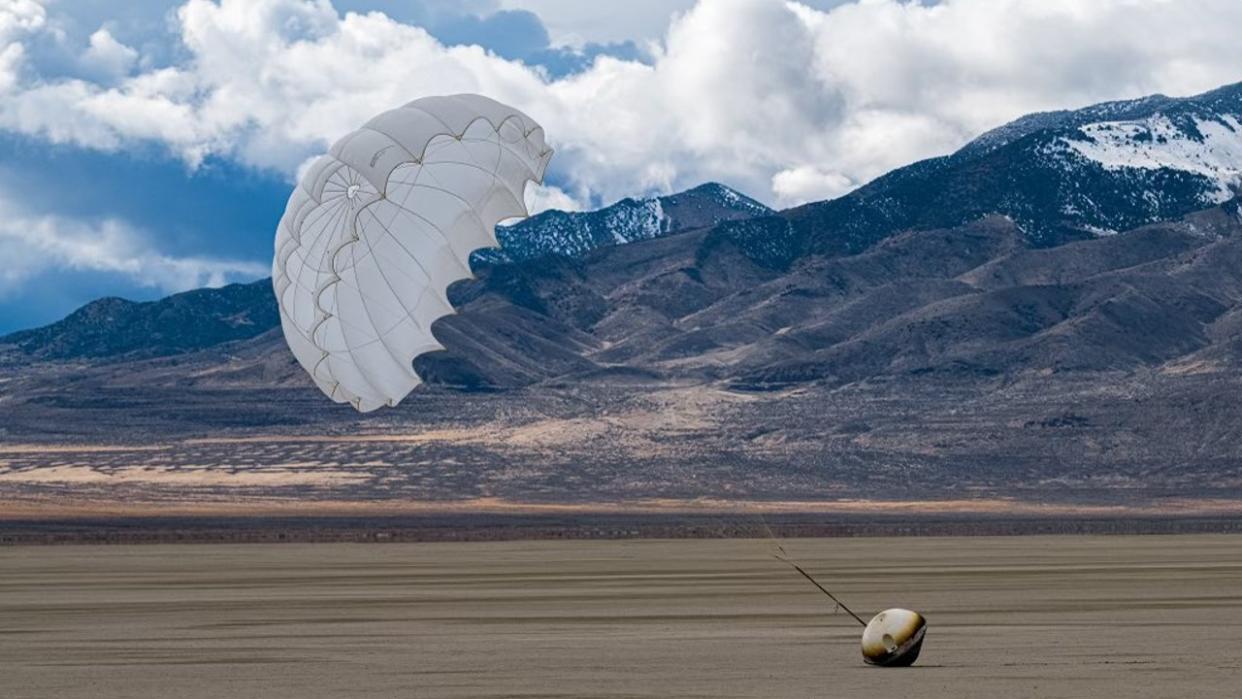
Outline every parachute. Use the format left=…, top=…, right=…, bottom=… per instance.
left=272, top=95, right=553, bottom=412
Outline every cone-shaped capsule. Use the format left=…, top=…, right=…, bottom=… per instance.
left=861, top=608, right=926, bottom=667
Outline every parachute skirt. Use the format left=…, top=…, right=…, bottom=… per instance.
left=273, top=95, right=553, bottom=412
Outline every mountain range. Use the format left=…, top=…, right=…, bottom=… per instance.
left=4, top=81, right=1242, bottom=510
left=1, top=182, right=768, bottom=362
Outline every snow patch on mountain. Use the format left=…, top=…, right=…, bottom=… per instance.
left=607, top=198, right=669, bottom=245
left=479, top=183, right=771, bottom=266
left=713, top=184, right=756, bottom=212
left=1062, top=114, right=1242, bottom=202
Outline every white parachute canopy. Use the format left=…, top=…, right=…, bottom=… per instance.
left=273, top=94, right=553, bottom=412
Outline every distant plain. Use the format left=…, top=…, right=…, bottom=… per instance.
left=2, top=535, right=1239, bottom=698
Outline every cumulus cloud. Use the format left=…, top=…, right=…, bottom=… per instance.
left=500, top=0, right=695, bottom=47
left=0, top=0, right=46, bottom=92
left=0, top=0, right=44, bottom=40
left=79, top=28, right=139, bottom=82
left=4, top=0, right=1242, bottom=211
left=772, top=166, right=854, bottom=204
left=0, top=41, right=23, bottom=92
left=524, top=183, right=583, bottom=214
left=0, top=194, right=267, bottom=296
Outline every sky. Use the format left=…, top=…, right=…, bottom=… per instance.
left=2, top=0, right=1242, bottom=333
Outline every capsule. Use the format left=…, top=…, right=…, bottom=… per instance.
left=861, top=608, right=926, bottom=667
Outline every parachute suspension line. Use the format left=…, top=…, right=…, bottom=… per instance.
left=771, top=555, right=867, bottom=627
left=755, top=511, right=867, bottom=627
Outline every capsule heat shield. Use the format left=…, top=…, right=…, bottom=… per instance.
left=861, top=608, right=927, bottom=667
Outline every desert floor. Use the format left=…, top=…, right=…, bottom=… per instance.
left=2, top=534, right=1239, bottom=698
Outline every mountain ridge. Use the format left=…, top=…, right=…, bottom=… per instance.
left=707, top=80, right=1242, bottom=271
left=2, top=181, right=769, bottom=361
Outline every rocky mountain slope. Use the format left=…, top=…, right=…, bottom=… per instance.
left=418, top=198, right=1242, bottom=390
left=0, top=282, right=279, bottom=361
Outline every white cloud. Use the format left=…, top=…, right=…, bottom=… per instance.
left=0, top=41, right=24, bottom=92
left=0, top=193, right=268, bottom=296
left=0, top=0, right=44, bottom=38
left=499, top=0, right=693, bottom=47
left=79, top=28, right=139, bottom=82
left=3, top=0, right=1242, bottom=210
left=0, top=0, right=46, bottom=92
left=524, top=182, right=582, bottom=214
left=772, top=166, right=854, bottom=204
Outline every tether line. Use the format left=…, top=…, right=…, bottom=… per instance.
left=756, top=511, right=867, bottom=627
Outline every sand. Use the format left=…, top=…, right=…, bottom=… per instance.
left=1, top=535, right=1239, bottom=698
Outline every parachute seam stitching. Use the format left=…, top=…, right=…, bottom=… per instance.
left=332, top=230, right=413, bottom=404
left=307, top=193, right=358, bottom=397
left=356, top=204, right=453, bottom=336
